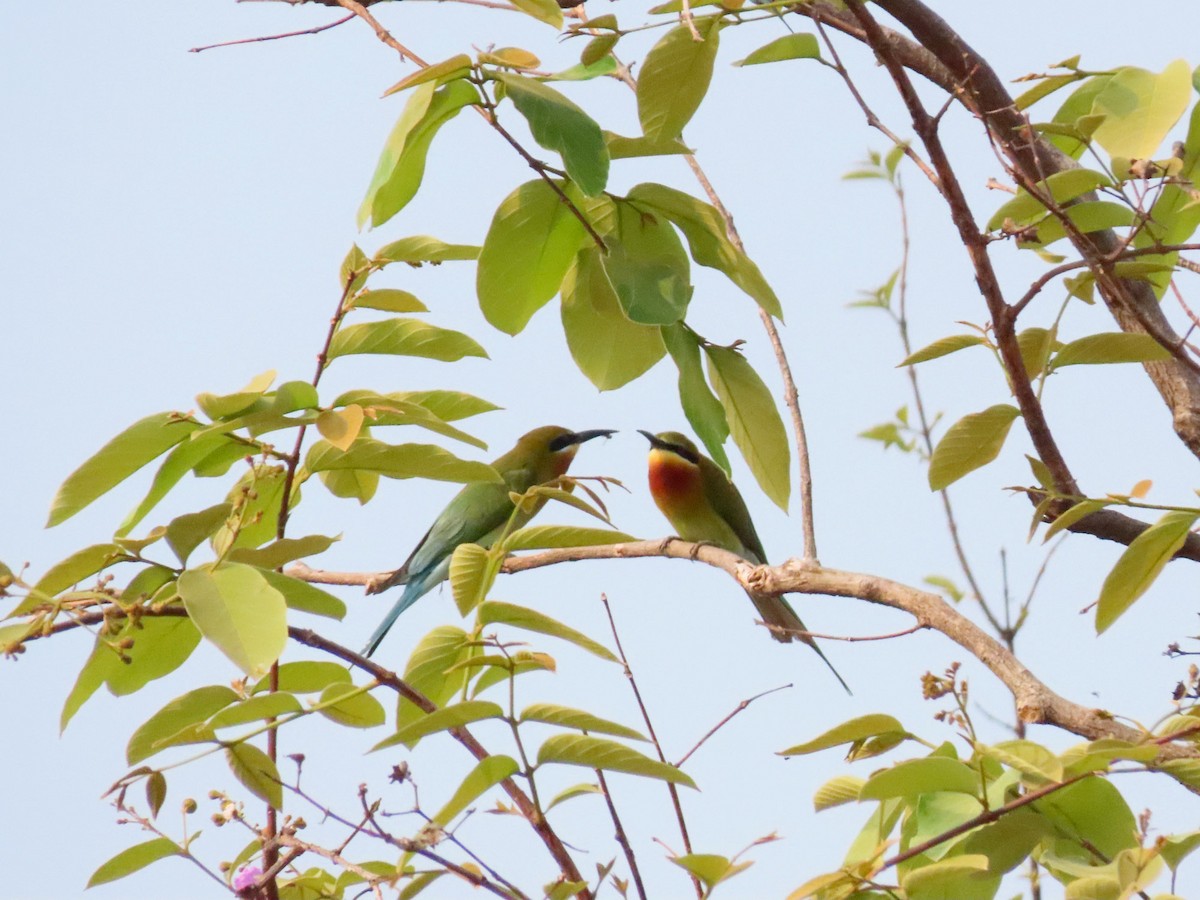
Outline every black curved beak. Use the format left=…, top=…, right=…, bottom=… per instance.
left=567, top=428, right=618, bottom=447
left=638, top=429, right=667, bottom=450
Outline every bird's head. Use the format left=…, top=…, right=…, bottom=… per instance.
left=515, top=425, right=617, bottom=478
left=638, top=430, right=701, bottom=466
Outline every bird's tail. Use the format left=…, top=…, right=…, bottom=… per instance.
left=749, top=590, right=852, bottom=695
left=362, top=577, right=425, bottom=658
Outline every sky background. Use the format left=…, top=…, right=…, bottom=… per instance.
left=5, top=2, right=1200, bottom=898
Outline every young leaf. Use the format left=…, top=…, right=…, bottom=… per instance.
left=493, top=73, right=608, bottom=197
left=178, top=563, right=288, bottom=680
left=671, top=855, right=752, bottom=893
left=604, top=131, right=691, bottom=159
left=48, top=413, right=200, bottom=527
left=561, top=248, right=667, bottom=391
left=601, top=199, right=691, bottom=325
left=359, top=80, right=479, bottom=228
left=209, top=693, right=303, bottom=730
left=306, top=438, right=500, bottom=484
left=373, top=236, right=480, bottom=265
left=662, top=324, right=729, bottom=471
left=432, top=755, right=521, bottom=827
left=510, top=0, right=563, bottom=28
left=1095, top=510, right=1197, bottom=633
left=349, top=288, right=428, bottom=314
left=327, top=319, right=487, bottom=363
left=986, top=168, right=1112, bottom=231
left=627, top=182, right=782, bottom=318
left=373, top=700, right=504, bottom=751
left=779, top=713, right=906, bottom=756
left=394, top=626, right=473, bottom=736
left=479, top=601, right=619, bottom=663
left=927, top=405, right=1021, bottom=491
left=537, top=734, right=696, bottom=787
left=1051, top=332, right=1172, bottom=368
left=259, top=569, right=347, bottom=620
left=477, top=180, right=587, bottom=334
left=449, top=542, right=497, bottom=616
left=704, top=345, right=791, bottom=510
left=87, top=838, right=180, bottom=888
left=899, top=334, right=986, bottom=367
left=145, top=771, right=167, bottom=818
left=637, top=19, right=720, bottom=141
left=520, top=703, right=647, bottom=741
left=316, top=683, right=387, bottom=729
left=226, top=742, right=283, bottom=809
left=382, top=54, right=473, bottom=97
left=128, top=685, right=239, bottom=765
left=1092, top=60, right=1192, bottom=160
left=813, top=775, right=865, bottom=811
left=500, top=525, right=635, bottom=551
left=733, top=32, right=820, bottom=66
left=858, top=757, right=981, bottom=800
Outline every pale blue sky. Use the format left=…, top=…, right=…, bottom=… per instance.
left=5, top=3, right=1200, bottom=897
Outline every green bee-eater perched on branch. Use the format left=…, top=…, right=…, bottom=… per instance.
left=364, top=426, right=616, bottom=656
left=639, top=430, right=850, bottom=694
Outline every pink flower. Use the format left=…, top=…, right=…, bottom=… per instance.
left=233, top=866, right=262, bottom=891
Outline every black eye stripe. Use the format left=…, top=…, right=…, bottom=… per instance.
left=664, top=442, right=700, bottom=465
left=549, top=434, right=576, bottom=452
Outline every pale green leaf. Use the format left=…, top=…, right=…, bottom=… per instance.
left=128, top=685, right=238, bottom=765
left=48, top=413, right=200, bottom=527
left=520, top=703, right=647, bottom=741
left=1051, top=332, right=1172, bottom=368
left=734, top=33, right=820, bottom=66
left=601, top=198, right=691, bottom=325
left=510, top=0, right=562, bottom=28
left=780, top=713, right=906, bottom=756
left=500, top=525, right=635, bottom=551
left=395, top=626, right=473, bottom=736
left=671, top=855, right=753, bottom=892
left=662, top=324, right=729, bottom=471
left=259, top=569, right=347, bottom=620
left=317, top=683, right=387, bottom=728
left=604, top=131, right=691, bottom=159
left=900, top=334, right=986, bottom=366
left=373, top=700, right=504, bottom=751
left=813, top=775, right=865, bottom=811
left=178, top=563, right=287, bottom=680
left=226, top=742, right=283, bottom=809
left=705, top=345, right=790, bottom=509
left=253, top=661, right=351, bottom=695
left=165, top=503, right=231, bottom=565
left=306, top=438, right=500, bottom=484
left=209, top=693, right=303, bottom=730
left=87, top=838, right=180, bottom=888
left=1092, top=60, right=1192, bottom=159
left=432, top=755, right=520, bottom=827
left=373, top=236, right=480, bottom=265
left=349, top=289, right=428, bottom=314
left=637, top=19, right=720, bottom=141
left=1096, top=510, right=1197, bottom=632
left=327, top=318, right=487, bottom=363
left=479, top=600, right=619, bottom=663
left=537, top=734, right=696, bottom=787
left=477, top=179, right=587, bottom=334
left=859, top=757, right=981, bottom=800
left=382, top=54, right=473, bottom=97
left=927, top=404, right=1021, bottom=491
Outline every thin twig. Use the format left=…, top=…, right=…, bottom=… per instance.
left=599, top=595, right=702, bottom=900
left=594, top=769, right=648, bottom=900
left=675, top=684, right=790, bottom=767
left=189, top=14, right=354, bottom=53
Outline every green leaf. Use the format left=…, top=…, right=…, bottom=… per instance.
left=1043, top=498, right=1111, bottom=542
left=1095, top=510, right=1198, bottom=632
left=432, top=755, right=521, bottom=827
left=178, top=563, right=287, bottom=680
left=545, top=782, right=602, bottom=811
left=780, top=713, right=906, bottom=756
left=210, top=693, right=303, bottom=729
left=359, top=80, right=479, bottom=228
left=373, top=700, right=504, bottom=751
left=48, top=413, right=201, bottom=527
left=705, top=345, right=790, bottom=509
left=927, top=404, right=1021, bottom=491
left=259, top=569, right=346, bottom=620
left=212, top=465, right=286, bottom=552
left=900, top=855, right=995, bottom=900
left=1092, top=60, right=1192, bottom=159
left=1016, top=326, right=1058, bottom=378
left=734, top=32, right=820, bottom=66
left=254, top=661, right=351, bottom=695
left=581, top=34, right=618, bottom=68
left=671, top=855, right=752, bottom=892
left=1051, top=332, right=1172, bottom=368
left=316, top=683, right=387, bottom=728
left=561, top=248, right=667, bottom=390
left=226, top=742, right=283, bottom=809
left=127, top=685, right=238, bottom=765
left=106, top=613, right=201, bottom=698
left=165, top=503, right=232, bottom=565
left=510, top=0, right=563, bottom=28
left=87, top=838, right=180, bottom=888
left=1160, top=830, right=1200, bottom=872
left=494, top=73, right=608, bottom=197
left=637, top=19, right=720, bottom=141
left=328, top=318, right=487, bottom=363
left=501, top=525, right=635, bottom=551
left=859, top=757, right=981, bottom=800
left=116, top=433, right=242, bottom=536
left=30, top=543, right=124, bottom=600
left=604, top=131, right=692, bottom=159
left=1033, top=200, right=1135, bottom=245
left=323, top=394, right=486, bottom=449
left=477, top=179, right=587, bottom=334
left=600, top=199, right=691, bottom=325
left=538, top=734, right=696, bottom=787
left=383, top=54, right=473, bottom=97
left=479, top=601, right=618, bottom=662
left=145, top=770, right=167, bottom=818
left=520, top=703, right=646, bottom=741
left=900, top=334, right=987, bottom=366
left=373, top=236, right=480, bottom=265
left=395, top=626, right=473, bottom=736
left=195, top=370, right=276, bottom=420
left=987, top=168, right=1112, bottom=231
left=307, top=438, right=500, bottom=484
left=1036, top=776, right=1136, bottom=858
left=662, top=324, right=729, bottom=471
left=982, top=739, right=1064, bottom=786
left=627, top=182, right=782, bottom=318
left=813, top=775, right=865, bottom=811
left=449, top=543, right=497, bottom=616
left=228, top=534, right=338, bottom=570
left=349, top=288, right=428, bottom=313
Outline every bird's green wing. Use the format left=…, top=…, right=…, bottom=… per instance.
left=698, top=456, right=768, bottom=564
left=403, top=480, right=517, bottom=578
